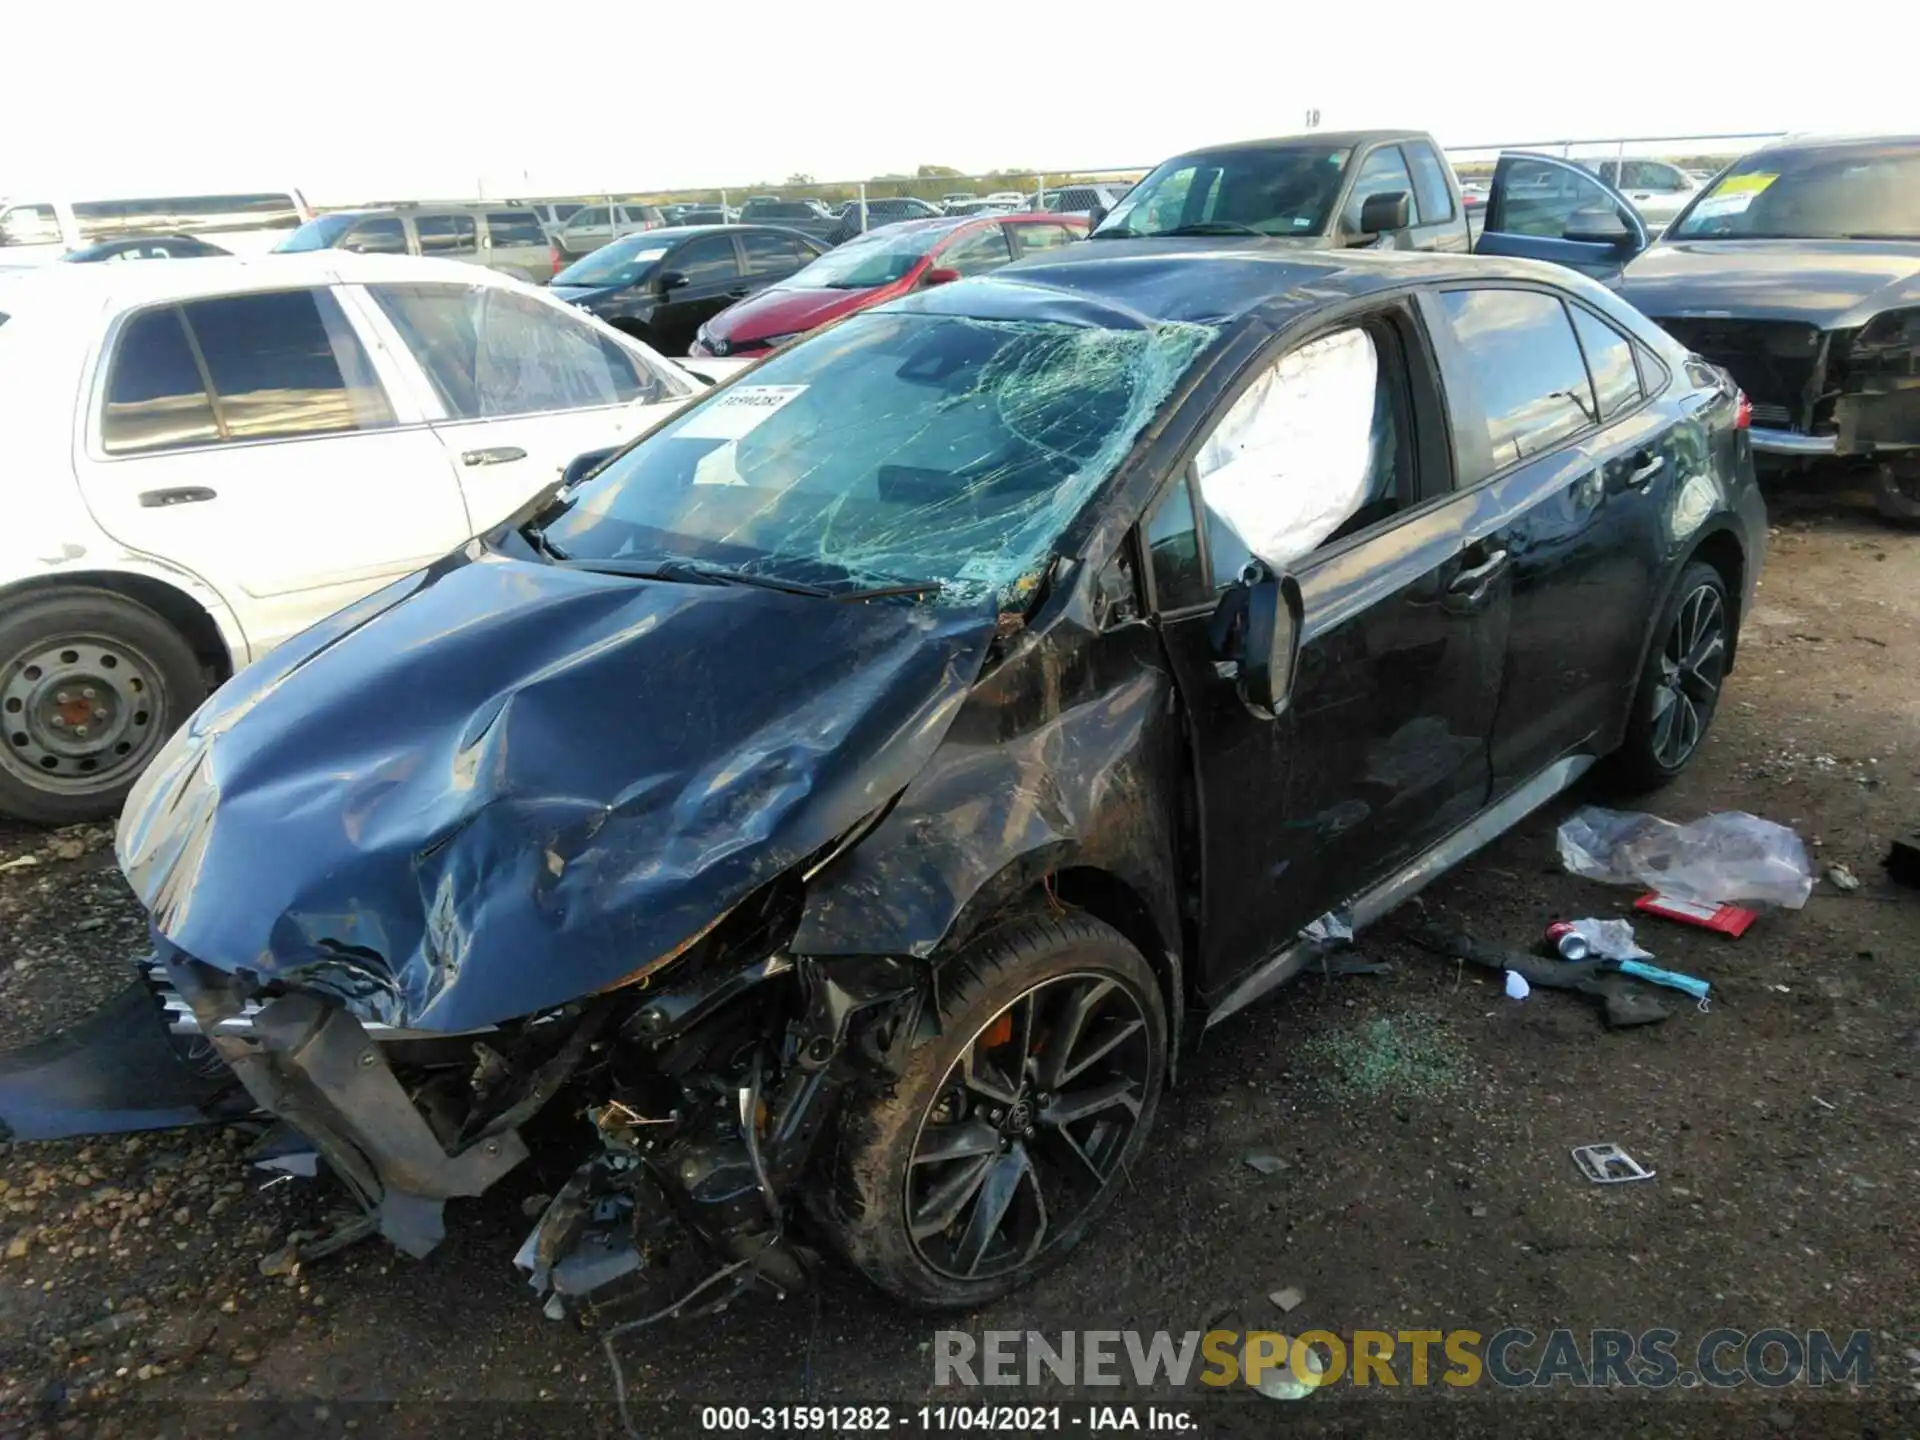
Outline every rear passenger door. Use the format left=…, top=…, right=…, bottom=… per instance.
left=1420, top=284, right=1671, bottom=791
left=481, top=210, right=550, bottom=282
left=1475, top=153, right=1649, bottom=280
left=414, top=213, right=482, bottom=269
left=354, top=280, right=691, bottom=531
left=73, top=286, right=468, bottom=658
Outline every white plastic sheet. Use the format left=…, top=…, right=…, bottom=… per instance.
left=1196, top=327, right=1378, bottom=578
left=1556, top=807, right=1814, bottom=910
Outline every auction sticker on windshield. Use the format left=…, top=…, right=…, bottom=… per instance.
left=676, top=385, right=809, bottom=439
left=1692, top=172, right=1777, bottom=221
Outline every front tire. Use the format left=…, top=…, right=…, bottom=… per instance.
left=1608, top=561, right=1730, bottom=793
left=0, top=588, right=207, bottom=825
left=814, top=911, right=1166, bottom=1309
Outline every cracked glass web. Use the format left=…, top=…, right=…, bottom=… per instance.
left=543, top=311, right=1217, bottom=604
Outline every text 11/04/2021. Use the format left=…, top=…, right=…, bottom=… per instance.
left=700, top=1405, right=1196, bottom=1431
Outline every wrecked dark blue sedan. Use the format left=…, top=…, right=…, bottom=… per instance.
left=1, top=242, right=1765, bottom=1312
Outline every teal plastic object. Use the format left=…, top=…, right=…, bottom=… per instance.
left=1611, top=957, right=1711, bottom=1001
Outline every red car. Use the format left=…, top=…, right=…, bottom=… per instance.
left=689, top=212, right=1087, bottom=357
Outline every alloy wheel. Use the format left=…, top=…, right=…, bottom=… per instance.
left=904, top=972, right=1152, bottom=1280
left=1, top=633, right=168, bottom=795
left=1650, top=583, right=1725, bottom=769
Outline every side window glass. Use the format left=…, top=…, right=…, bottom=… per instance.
left=1495, top=158, right=1633, bottom=238
left=1341, top=147, right=1415, bottom=232
left=486, top=212, right=545, bottom=247
left=571, top=206, right=608, bottom=229
left=1197, top=326, right=1401, bottom=586
left=101, top=308, right=220, bottom=454
left=181, top=289, right=394, bottom=442
left=671, top=237, right=740, bottom=285
left=1440, top=289, right=1597, bottom=476
left=369, top=284, right=668, bottom=419
left=935, top=225, right=1013, bottom=277
left=1404, top=142, right=1456, bottom=223
left=1011, top=223, right=1077, bottom=257
left=741, top=231, right=804, bottom=275
left=1570, top=305, right=1642, bottom=421
left=1143, top=476, right=1208, bottom=611
left=416, top=215, right=478, bottom=256
left=0, top=204, right=62, bottom=246
left=344, top=217, right=407, bottom=255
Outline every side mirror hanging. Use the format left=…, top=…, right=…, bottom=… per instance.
left=1206, top=561, right=1304, bottom=717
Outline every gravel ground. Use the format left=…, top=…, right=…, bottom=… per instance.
left=1, top=473, right=1917, bottom=1438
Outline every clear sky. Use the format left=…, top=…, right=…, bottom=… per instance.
left=9, top=0, right=1914, bottom=204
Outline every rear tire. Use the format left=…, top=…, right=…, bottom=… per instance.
left=1871, top=460, right=1920, bottom=527
left=812, top=911, right=1166, bottom=1309
left=1606, top=561, right=1730, bottom=794
left=0, top=588, right=206, bottom=825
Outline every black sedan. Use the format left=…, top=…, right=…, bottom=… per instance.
left=5, top=245, right=1763, bottom=1320
left=549, top=223, right=824, bottom=355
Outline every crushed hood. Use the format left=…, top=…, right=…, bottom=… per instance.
left=1618, top=239, right=1920, bottom=327
left=118, top=549, right=996, bottom=1033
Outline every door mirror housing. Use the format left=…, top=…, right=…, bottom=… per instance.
left=561, top=446, right=620, bottom=490
left=1357, top=190, right=1411, bottom=237
left=1085, top=202, right=1109, bottom=231
left=921, top=266, right=962, bottom=287
left=656, top=270, right=689, bottom=293
left=1206, top=563, right=1303, bottom=717
left=1563, top=206, right=1634, bottom=249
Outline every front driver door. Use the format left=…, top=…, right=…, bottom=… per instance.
left=1475, top=152, right=1649, bottom=281
left=1145, top=303, right=1510, bottom=996
left=654, top=235, right=748, bottom=355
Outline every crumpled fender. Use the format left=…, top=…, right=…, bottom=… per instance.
left=118, top=548, right=996, bottom=1033
left=794, top=612, right=1184, bottom=966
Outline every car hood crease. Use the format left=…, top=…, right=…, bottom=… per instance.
left=117, top=552, right=997, bottom=1032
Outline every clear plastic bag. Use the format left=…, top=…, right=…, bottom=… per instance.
left=1555, top=807, right=1814, bottom=910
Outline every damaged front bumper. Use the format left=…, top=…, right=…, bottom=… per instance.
left=1, top=939, right=928, bottom=1314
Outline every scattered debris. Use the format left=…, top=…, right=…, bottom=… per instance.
left=1300, top=907, right=1354, bottom=948
left=1770, top=984, right=1792, bottom=994
left=1269, top=1285, right=1305, bottom=1313
left=1549, top=918, right=1652, bottom=962
left=1243, top=1152, right=1288, bottom=1176
left=1827, top=864, right=1861, bottom=893
left=1295, top=1013, right=1470, bottom=1101
left=1635, top=892, right=1759, bottom=937
left=1504, top=971, right=1530, bottom=1000
left=0, top=854, right=40, bottom=873
left=1812, top=1096, right=1837, bottom=1112
left=1885, top=830, right=1920, bottom=889
left=1316, top=955, right=1393, bottom=978
left=1557, top=807, right=1814, bottom=909
left=1571, top=1143, right=1656, bottom=1184
left=1411, top=927, right=1671, bottom=1028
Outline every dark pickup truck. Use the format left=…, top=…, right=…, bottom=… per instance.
left=1088, top=128, right=1473, bottom=251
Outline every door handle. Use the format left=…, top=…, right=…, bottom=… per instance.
left=460, top=446, right=528, bottom=467
left=1623, top=454, right=1665, bottom=490
left=138, top=486, right=216, bottom=507
left=1444, top=547, right=1509, bottom=614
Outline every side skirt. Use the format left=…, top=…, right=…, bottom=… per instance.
left=1202, top=754, right=1595, bottom=1029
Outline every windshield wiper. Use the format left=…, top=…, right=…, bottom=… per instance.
left=1157, top=221, right=1266, bottom=237
left=555, top=557, right=832, bottom=597
left=834, top=581, right=943, bottom=603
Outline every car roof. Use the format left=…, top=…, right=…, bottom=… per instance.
left=889, top=240, right=1586, bottom=329
left=1749, top=132, right=1920, bottom=157
left=0, top=252, right=533, bottom=317
left=1168, top=129, right=1425, bottom=156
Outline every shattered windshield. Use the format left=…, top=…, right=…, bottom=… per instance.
left=1092, top=145, right=1351, bottom=239
left=1668, top=145, right=1920, bottom=241
left=540, top=310, right=1216, bottom=602
left=784, top=225, right=948, bottom=289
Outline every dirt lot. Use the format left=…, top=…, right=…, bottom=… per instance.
left=2, top=473, right=1917, bottom=1438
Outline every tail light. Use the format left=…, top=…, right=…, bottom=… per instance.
left=550, top=246, right=563, bottom=277
left=1734, top=390, right=1752, bottom=430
